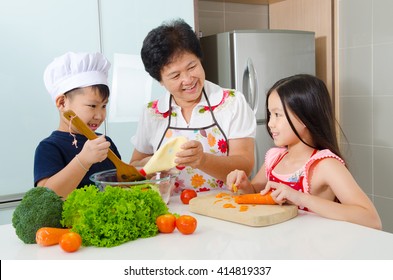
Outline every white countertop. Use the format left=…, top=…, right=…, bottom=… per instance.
left=1, top=191, right=393, bottom=260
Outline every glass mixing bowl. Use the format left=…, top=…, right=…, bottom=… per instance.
left=89, top=168, right=179, bottom=204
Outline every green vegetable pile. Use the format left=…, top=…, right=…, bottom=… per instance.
left=12, top=187, right=64, bottom=244
left=61, top=185, right=168, bottom=247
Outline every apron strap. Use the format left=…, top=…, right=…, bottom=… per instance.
left=157, top=95, right=174, bottom=149
left=157, top=87, right=229, bottom=155
left=203, top=88, right=229, bottom=155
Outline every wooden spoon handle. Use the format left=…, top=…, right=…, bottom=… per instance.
left=63, top=110, right=122, bottom=165
left=63, top=110, right=97, bottom=139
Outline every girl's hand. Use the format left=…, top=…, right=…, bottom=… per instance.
left=175, top=140, right=205, bottom=169
left=226, top=169, right=253, bottom=193
left=262, top=181, right=303, bottom=206
left=79, top=135, right=111, bottom=166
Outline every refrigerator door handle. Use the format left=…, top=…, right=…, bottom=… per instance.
left=242, top=58, right=259, bottom=115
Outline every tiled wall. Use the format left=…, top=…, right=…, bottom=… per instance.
left=339, top=0, right=393, bottom=233
left=198, top=0, right=392, bottom=233
left=197, top=0, right=269, bottom=37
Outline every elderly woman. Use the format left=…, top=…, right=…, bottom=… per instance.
left=131, top=19, right=256, bottom=192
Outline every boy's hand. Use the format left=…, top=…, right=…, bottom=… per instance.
left=79, top=135, right=111, bottom=166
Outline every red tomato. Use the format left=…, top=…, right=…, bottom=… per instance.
left=180, top=189, right=197, bottom=204
left=59, top=232, right=82, bottom=253
left=156, top=214, right=177, bottom=233
left=176, top=215, right=197, bottom=235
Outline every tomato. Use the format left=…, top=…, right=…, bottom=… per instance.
left=156, top=214, right=177, bottom=233
left=176, top=215, right=197, bottom=235
left=180, top=189, right=197, bottom=204
left=59, top=232, right=82, bottom=253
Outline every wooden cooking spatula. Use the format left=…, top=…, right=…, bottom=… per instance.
left=63, top=110, right=145, bottom=182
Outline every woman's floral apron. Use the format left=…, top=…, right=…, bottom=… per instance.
left=156, top=89, right=229, bottom=193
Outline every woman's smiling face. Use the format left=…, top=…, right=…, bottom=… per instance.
left=159, top=51, right=205, bottom=107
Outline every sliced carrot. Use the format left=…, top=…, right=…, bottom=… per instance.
left=223, top=203, right=236, bottom=208
left=239, top=205, right=249, bottom=212
left=234, top=191, right=276, bottom=205
left=216, top=192, right=231, bottom=198
left=36, top=227, right=70, bottom=246
left=214, top=199, right=223, bottom=204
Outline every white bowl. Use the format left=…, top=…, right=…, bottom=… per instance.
left=89, top=168, right=179, bottom=204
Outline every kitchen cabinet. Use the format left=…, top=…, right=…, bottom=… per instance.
left=203, top=0, right=284, bottom=4
left=0, top=0, right=194, bottom=220
left=197, top=0, right=336, bottom=109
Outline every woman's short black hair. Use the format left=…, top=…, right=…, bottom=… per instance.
left=141, top=18, right=203, bottom=81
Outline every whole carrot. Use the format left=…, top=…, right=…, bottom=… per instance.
left=36, top=227, right=70, bottom=246
left=234, top=191, right=276, bottom=205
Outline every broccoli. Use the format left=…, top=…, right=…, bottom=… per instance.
left=12, top=187, right=64, bottom=244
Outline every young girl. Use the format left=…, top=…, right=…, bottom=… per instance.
left=226, top=74, right=382, bottom=230
left=34, top=52, right=121, bottom=198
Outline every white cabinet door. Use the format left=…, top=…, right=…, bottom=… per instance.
left=99, top=0, right=195, bottom=163
left=0, top=0, right=194, bottom=199
left=0, top=0, right=99, bottom=197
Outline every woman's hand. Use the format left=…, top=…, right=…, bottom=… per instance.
left=175, top=140, right=206, bottom=168
left=79, top=135, right=111, bottom=167
left=130, top=156, right=151, bottom=167
left=226, top=169, right=254, bottom=193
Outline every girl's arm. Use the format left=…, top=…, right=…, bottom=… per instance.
left=262, top=158, right=382, bottom=229
left=250, top=162, right=269, bottom=193
left=307, top=158, right=382, bottom=229
left=226, top=162, right=268, bottom=193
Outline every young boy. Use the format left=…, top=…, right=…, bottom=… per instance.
left=34, top=52, right=121, bottom=198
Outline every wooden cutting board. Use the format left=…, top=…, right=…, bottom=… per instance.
left=189, top=192, right=298, bottom=227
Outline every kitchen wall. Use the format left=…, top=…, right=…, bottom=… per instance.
left=0, top=0, right=194, bottom=225
left=339, top=0, right=393, bottom=233
left=197, top=0, right=269, bottom=36
left=198, top=0, right=393, bottom=233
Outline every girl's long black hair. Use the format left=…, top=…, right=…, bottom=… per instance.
left=266, top=74, right=345, bottom=160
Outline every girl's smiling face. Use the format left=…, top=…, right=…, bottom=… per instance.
left=267, top=90, right=306, bottom=147
left=159, top=51, right=205, bottom=108
left=58, top=86, right=108, bottom=133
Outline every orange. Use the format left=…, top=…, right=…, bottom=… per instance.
left=180, top=189, right=197, bottom=204
left=156, top=214, right=177, bottom=233
left=59, top=232, right=82, bottom=253
left=176, top=215, right=197, bottom=235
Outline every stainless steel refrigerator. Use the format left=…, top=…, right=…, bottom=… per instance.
left=200, top=30, right=316, bottom=176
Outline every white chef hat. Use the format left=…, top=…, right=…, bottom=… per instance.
left=43, top=52, right=111, bottom=102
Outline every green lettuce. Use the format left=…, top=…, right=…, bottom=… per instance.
left=61, top=185, right=168, bottom=247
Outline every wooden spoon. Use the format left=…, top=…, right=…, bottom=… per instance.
left=63, top=110, right=145, bottom=182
